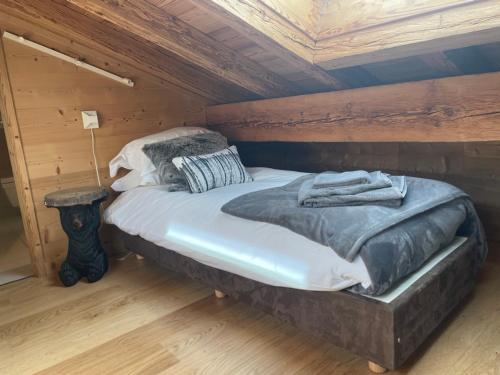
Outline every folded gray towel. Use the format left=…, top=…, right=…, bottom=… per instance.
left=313, top=170, right=371, bottom=188
left=299, top=175, right=407, bottom=208
left=311, top=171, right=392, bottom=196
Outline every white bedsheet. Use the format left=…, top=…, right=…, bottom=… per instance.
left=104, top=167, right=372, bottom=291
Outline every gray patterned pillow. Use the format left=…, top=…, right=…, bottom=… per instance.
left=142, top=132, right=228, bottom=191
left=172, top=146, right=253, bottom=193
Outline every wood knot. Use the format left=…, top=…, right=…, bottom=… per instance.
left=442, top=106, right=455, bottom=117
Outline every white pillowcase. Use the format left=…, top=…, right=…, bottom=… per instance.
left=110, top=170, right=161, bottom=192
left=109, top=127, right=211, bottom=178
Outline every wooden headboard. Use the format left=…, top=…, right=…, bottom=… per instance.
left=206, top=71, right=500, bottom=143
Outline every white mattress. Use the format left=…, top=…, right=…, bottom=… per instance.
left=104, top=167, right=372, bottom=291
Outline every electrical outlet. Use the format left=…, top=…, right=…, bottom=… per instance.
left=82, top=111, right=99, bottom=129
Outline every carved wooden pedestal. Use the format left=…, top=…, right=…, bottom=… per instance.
left=45, top=187, right=109, bottom=287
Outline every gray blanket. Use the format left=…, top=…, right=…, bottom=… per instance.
left=222, top=174, right=487, bottom=295
left=299, top=174, right=406, bottom=207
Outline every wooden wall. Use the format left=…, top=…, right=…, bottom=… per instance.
left=0, top=18, right=212, bottom=279
left=235, top=141, right=500, bottom=245
left=206, top=72, right=500, bottom=142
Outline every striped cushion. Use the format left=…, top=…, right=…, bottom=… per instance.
left=172, top=146, right=253, bottom=193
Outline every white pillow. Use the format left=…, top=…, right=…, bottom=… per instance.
left=110, top=170, right=161, bottom=192
left=109, top=127, right=211, bottom=177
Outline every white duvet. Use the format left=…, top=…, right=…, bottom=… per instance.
left=104, top=167, right=372, bottom=291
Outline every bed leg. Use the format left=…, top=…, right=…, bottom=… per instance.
left=135, top=254, right=144, bottom=260
left=368, top=361, right=387, bottom=373
left=214, top=289, right=227, bottom=299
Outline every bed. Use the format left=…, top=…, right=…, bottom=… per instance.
left=104, top=167, right=484, bottom=372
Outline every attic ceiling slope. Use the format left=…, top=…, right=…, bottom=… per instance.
left=186, top=0, right=500, bottom=71
left=3, top=0, right=500, bottom=101
left=314, top=0, right=500, bottom=69
left=260, top=0, right=318, bottom=40
left=64, top=0, right=300, bottom=98
left=0, top=0, right=258, bottom=103
left=188, top=0, right=315, bottom=62
left=190, top=0, right=348, bottom=90
left=315, top=0, right=475, bottom=40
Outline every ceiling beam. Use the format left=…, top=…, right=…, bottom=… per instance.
left=190, top=0, right=348, bottom=91
left=206, top=71, right=500, bottom=143
left=64, top=0, right=299, bottom=98
left=315, top=0, right=475, bottom=41
left=0, top=0, right=257, bottom=104
left=314, top=1, right=500, bottom=70
left=257, top=0, right=318, bottom=40
left=190, top=0, right=314, bottom=60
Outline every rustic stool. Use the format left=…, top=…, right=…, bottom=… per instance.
left=44, top=187, right=109, bottom=286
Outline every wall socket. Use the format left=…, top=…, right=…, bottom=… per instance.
left=81, top=110, right=99, bottom=129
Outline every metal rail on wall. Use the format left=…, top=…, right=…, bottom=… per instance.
left=2, top=31, right=135, bottom=87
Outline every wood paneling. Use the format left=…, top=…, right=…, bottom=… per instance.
left=158, top=0, right=500, bottom=79
left=207, top=72, right=500, bottom=143
left=315, top=1, right=500, bottom=69
left=361, top=55, right=445, bottom=84
left=142, top=0, right=500, bottom=94
left=0, top=38, right=44, bottom=277
left=316, top=0, right=474, bottom=40
left=261, top=0, right=318, bottom=38
left=191, top=0, right=347, bottom=91
left=64, top=0, right=298, bottom=98
left=0, top=17, right=211, bottom=278
left=418, top=52, right=462, bottom=76
left=445, top=46, right=496, bottom=75
left=0, top=0, right=255, bottom=104
left=153, top=1, right=339, bottom=93
left=188, top=0, right=314, bottom=62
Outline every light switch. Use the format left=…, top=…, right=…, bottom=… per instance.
left=81, top=111, right=99, bottom=129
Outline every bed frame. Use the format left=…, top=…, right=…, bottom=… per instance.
left=109, top=225, right=478, bottom=373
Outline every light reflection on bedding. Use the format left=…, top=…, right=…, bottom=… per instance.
left=166, top=224, right=307, bottom=286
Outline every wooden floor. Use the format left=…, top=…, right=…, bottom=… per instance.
left=1, top=255, right=499, bottom=375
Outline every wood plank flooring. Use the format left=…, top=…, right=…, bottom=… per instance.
left=1, top=255, right=499, bottom=374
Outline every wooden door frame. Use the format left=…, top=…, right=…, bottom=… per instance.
left=0, top=35, right=46, bottom=278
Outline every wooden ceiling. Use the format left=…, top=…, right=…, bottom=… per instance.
left=150, top=0, right=500, bottom=91
left=2, top=0, right=500, bottom=103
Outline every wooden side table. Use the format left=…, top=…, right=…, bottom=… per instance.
left=44, top=187, right=109, bottom=286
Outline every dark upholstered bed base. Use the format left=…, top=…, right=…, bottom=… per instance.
left=109, top=225, right=478, bottom=370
